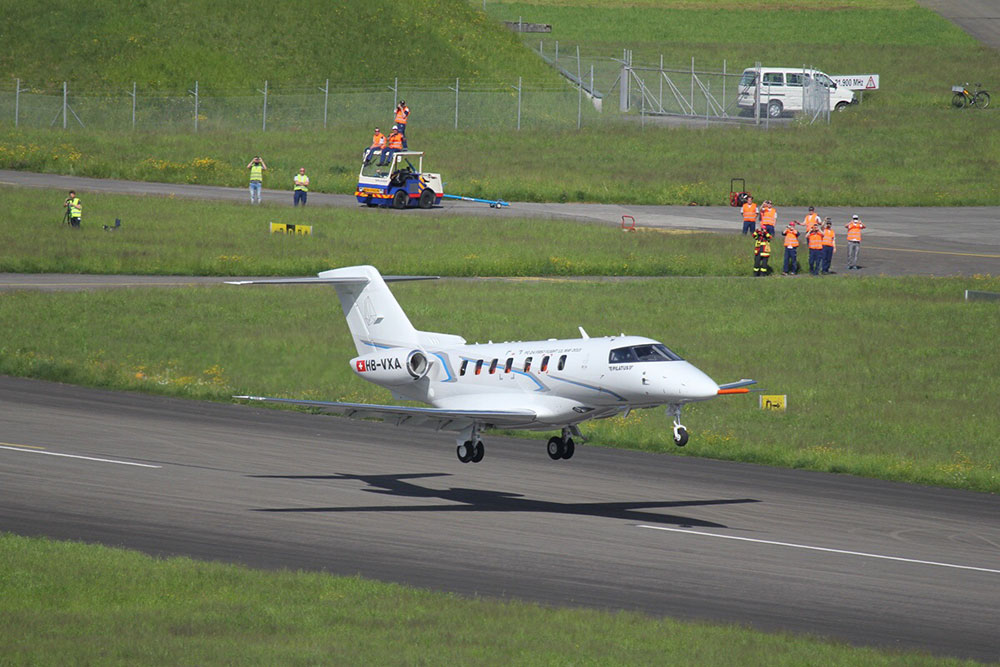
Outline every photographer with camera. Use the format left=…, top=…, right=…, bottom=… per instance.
left=64, top=190, right=82, bottom=228
left=246, top=156, right=268, bottom=204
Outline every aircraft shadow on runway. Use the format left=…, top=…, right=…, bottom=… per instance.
left=249, top=472, right=759, bottom=528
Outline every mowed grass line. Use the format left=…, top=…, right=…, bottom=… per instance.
left=0, top=534, right=971, bottom=666
left=0, top=186, right=747, bottom=276
left=2, top=277, right=997, bottom=492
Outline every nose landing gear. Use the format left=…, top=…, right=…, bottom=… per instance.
left=668, top=404, right=689, bottom=447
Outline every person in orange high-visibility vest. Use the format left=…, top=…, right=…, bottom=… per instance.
left=394, top=100, right=410, bottom=148
left=740, top=195, right=758, bottom=235
left=364, top=127, right=386, bottom=165
left=781, top=221, right=800, bottom=275
left=845, top=214, right=867, bottom=270
left=821, top=219, right=837, bottom=274
left=379, top=126, right=404, bottom=166
left=760, top=200, right=777, bottom=236
left=807, top=224, right=824, bottom=275
left=752, top=228, right=772, bottom=277
left=803, top=206, right=821, bottom=233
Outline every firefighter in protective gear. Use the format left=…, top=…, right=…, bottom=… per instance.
left=740, top=195, right=758, bottom=235
left=845, top=214, right=866, bottom=270
left=781, top=221, right=799, bottom=275
left=364, top=127, right=386, bottom=165
left=821, top=219, right=837, bottom=274
left=760, top=200, right=777, bottom=236
left=753, top=228, right=772, bottom=277
left=394, top=100, right=410, bottom=148
left=64, top=190, right=82, bottom=228
left=807, top=225, right=824, bottom=275
left=803, top=206, right=821, bottom=233
left=378, top=126, right=404, bottom=166
left=293, top=167, right=310, bottom=207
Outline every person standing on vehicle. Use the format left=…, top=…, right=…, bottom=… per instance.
left=821, top=219, right=837, bottom=274
left=803, top=206, right=821, bottom=234
left=740, top=195, right=758, bottom=235
left=379, top=126, right=404, bottom=166
left=781, top=221, right=799, bottom=275
left=760, top=200, right=777, bottom=236
left=807, top=224, right=824, bottom=275
left=753, top=228, right=772, bottom=277
left=293, top=167, right=310, bottom=207
left=246, top=156, right=267, bottom=204
left=64, top=190, right=82, bottom=228
left=394, top=100, right=410, bottom=149
left=845, top=214, right=867, bottom=270
left=364, top=127, right=386, bottom=165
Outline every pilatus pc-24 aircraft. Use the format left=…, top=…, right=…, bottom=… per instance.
left=229, top=266, right=755, bottom=463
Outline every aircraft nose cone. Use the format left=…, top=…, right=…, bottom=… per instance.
left=662, top=362, right=719, bottom=402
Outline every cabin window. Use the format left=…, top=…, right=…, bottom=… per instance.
left=504, top=358, right=513, bottom=374
left=541, top=355, right=550, bottom=372
left=557, top=354, right=567, bottom=371
left=762, top=72, right=783, bottom=86
left=475, top=360, right=483, bottom=375
left=489, top=359, right=498, bottom=375
left=460, top=360, right=468, bottom=376
left=523, top=356, right=532, bottom=372
left=786, top=73, right=804, bottom=87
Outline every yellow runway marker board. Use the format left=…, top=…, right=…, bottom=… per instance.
left=270, top=222, right=312, bottom=236
left=759, top=394, right=786, bottom=411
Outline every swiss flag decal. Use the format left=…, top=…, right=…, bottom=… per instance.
left=356, top=360, right=366, bottom=372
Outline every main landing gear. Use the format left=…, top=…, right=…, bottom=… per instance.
left=668, top=404, right=689, bottom=447
left=547, top=426, right=581, bottom=460
left=456, top=424, right=485, bottom=463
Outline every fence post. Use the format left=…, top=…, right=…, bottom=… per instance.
left=14, top=78, right=20, bottom=128
left=189, top=80, right=199, bottom=133
left=393, top=77, right=398, bottom=109
left=454, top=77, right=459, bottom=129
left=555, top=40, right=559, bottom=62
left=659, top=54, right=663, bottom=110
left=130, top=82, right=136, bottom=130
left=722, top=59, right=726, bottom=115
left=754, top=62, right=760, bottom=126
left=322, top=78, right=329, bottom=129
left=261, top=80, right=268, bottom=132
left=517, top=76, right=522, bottom=130
left=690, top=57, right=695, bottom=116
left=63, top=81, right=68, bottom=129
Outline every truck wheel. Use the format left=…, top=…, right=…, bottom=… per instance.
left=392, top=190, right=408, bottom=209
left=835, top=102, right=849, bottom=112
left=767, top=100, right=783, bottom=118
left=418, top=189, right=435, bottom=209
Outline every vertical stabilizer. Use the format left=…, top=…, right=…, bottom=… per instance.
left=319, top=266, right=421, bottom=354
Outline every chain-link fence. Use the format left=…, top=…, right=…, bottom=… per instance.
left=0, top=78, right=599, bottom=132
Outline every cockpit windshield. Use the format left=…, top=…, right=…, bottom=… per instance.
left=608, top=344, right=683, bottom=364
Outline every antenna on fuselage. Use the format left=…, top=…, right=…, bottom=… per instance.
left=579, top=326, right=590, bottom=339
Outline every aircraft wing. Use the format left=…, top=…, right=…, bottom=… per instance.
left=234, top=395, right=537, bottom=431
left=717, top=379, right=757, bottom=395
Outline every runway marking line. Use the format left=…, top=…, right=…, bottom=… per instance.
left=866, top=245, right=1000, bottom=259
left=637, top=525, right=1000, bottom=575
left=0, top=443, right=161, bottom=468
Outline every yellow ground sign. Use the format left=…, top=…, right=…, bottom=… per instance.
left=270, top=222, right=312, bottom=236
left=759, top=394, right=787, bottom=411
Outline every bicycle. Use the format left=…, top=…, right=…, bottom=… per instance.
left=951, top=82, right=990, bottom=109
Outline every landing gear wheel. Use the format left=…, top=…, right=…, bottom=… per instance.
left=561, top=438, right=575, bottom=459
left=457, top=441, right=473, bottom=463
left=673, top=426, right=689, bottom=447
left=470, top=440, right=485, bottom=463
left=392, top=189, right=408, bottom=209
left=767, top=100, right=783, bottom=118
left=418, top=188, right=435, bottom=209
left=547, top=436, right=564, bottom=460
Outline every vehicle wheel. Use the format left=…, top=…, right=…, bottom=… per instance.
left=767, top=100, right=783, bottom=118
left=418, top=188, right=435, bottom=209
left=392, top=189, right=408, bottom=209
left=835, top=102, right=849, bottom=112
left=457, top=442, right=473, bottom=463
left=673, top=427, right=689, bottom=447
left=975, top=92, right=990, bottom=109
left=471, top=440, right=485, bottom=463
left=365, top=196, right=376, bottom=208
left=561, top=438, right=575, bottom=460
left=546, top=436, right=564, bottom=460
left=952, top=93, right=967, bottom=109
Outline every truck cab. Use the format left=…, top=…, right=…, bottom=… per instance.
left=355, top=151, right=443, bottom=209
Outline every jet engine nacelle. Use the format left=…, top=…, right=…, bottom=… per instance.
left=351, top=349, right=430, bottom=385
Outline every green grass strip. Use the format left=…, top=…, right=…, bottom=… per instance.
left=0, top=534, right=977, bottom=665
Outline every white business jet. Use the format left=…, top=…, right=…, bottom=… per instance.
left=229, top=266, right=755, bottom=463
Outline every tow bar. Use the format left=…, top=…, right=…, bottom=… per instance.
left=441, top=193, right=509, bottom=208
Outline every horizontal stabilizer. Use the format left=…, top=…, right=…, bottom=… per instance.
left=717, top=379, right=756, bottom=390
left=226, top=275, right=437, bottom=286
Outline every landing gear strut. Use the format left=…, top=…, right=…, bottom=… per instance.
left=456, top=424, right=485, bottom=463
left=667, top=404, right=689, bottom=447
left=547, top=426, right=581, bottom=460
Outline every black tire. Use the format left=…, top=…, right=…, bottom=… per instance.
left=457, top=442, right=473, bottom=463
left=546, top=436, right=564, bottom=460
left=952, top=93, right=967, bottom=109
left=767, top=100, right=782, bottom=118
left=471, top=440, right=485, bottom=463
left=975, top=91, right=990, bottom=109
left=835, top=101, right=849, bottom=112
left=561, top=438, right=575, bottom=460
left=418, top=188, right=435, bottom=209
left=674, top=427, right=689, bottom=447
left=392, top=189, right=408, bottom=209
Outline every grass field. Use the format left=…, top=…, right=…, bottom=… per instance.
left=2, top=534, right=972, bottom=666
left=2, top=276, right=998, bottom=493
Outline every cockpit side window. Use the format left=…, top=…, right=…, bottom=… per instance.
left=609, top=347, right=637, bottom=364
left=609, top=344, right=683, bottom=363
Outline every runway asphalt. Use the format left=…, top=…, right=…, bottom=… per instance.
left=1, top=376, right=997, bottom=661
left=2, top=169, right=999, bottom=277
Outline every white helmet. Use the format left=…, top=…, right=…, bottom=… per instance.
left=392, top=125, right=398, bottom=130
